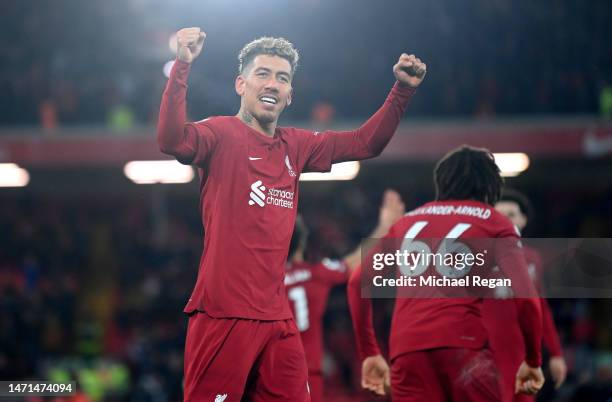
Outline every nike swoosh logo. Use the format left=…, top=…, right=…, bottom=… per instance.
left=249, top=157, right=263, bottom=161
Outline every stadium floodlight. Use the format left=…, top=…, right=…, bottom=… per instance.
left=493, top=153, right=530, bottom=177
left=300, top=161, right=360, bottom=181
left=124, top=160, right=194, bottom=184
left=0, top=163, right=30, bottom=187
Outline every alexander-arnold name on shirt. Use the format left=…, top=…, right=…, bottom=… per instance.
left=407, top=204, right=492, bottom=219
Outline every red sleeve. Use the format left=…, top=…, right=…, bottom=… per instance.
left=495, top=232, right=543, bottom=367
left=541, top=299, right=563, bottom=357
left=347, top=264, right=381, bottom=359
left=157, top=59, right=218, bottom=165
left=347, top=228, right=398, bottom=360
left=312, top=258, right=350, bottom=285
left=300, top=83, right=416, bottom=172
left=527, top=248, right=563, bottom=357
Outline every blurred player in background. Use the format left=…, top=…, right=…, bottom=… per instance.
left=348, top=146, right=545, bottom=402
left=157, top=26, right=426, bottom=402
left=482, top=190, right=567, bottom=402
left=285, top=190, right=405, bottom=402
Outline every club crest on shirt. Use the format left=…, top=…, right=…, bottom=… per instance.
left=285, top=155, right=297, bottom=177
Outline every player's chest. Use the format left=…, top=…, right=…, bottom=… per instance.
left=213, top=132, right=299, bottom=211
left=244, top=138, right=298, bottom=181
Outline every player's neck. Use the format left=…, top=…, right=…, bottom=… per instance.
left=237, top=109, right=277, bottom=137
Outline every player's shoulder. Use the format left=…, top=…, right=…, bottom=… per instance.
left=190, top=116, right=234, bottom=130
left=317, top=258, right=347, bottom=272
left=284, top=261, right=315, bottom=286
left=289, top=258, right=346, bottom=275
left=401, top=199, right=518, bottom=237
left=187, top=116, right=245, bottom=144
left=311, top=258, right=349, bottom=285
left=487, top=206, right=521, bottom=237
left=286, top=260, right=318, bottom=271
left=278, top=125, right=316, bottom=135
left=390, top=201, right=434, bottom=227
left=278, top=126, right=321, bottom=141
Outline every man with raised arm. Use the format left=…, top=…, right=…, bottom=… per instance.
left=157, top=27, right=426, bottom=402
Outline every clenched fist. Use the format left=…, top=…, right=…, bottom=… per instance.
left=393, top=53, right=427, bottom=88
left=176, top=27, right=206, bottom=63
left=515, top=361, right=545, bottom=395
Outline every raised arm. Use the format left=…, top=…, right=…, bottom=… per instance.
left=301, top=54, right=426, bottom=172
left=343, top=189, right=405, bottom=270
left=157, top=28, right=217, bottom=165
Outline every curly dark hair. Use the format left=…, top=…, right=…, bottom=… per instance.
left=434, top=145, right=503, bottom=206
left=238, top=37, right=299, bottom=75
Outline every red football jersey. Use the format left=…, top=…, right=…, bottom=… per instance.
left=285, top=259, right=349, bottom=372
left=482, top=246, right=563, bottom=402
left=348, top=200, right=543, bottom=367
left=158, top=60, right=415, bottom=320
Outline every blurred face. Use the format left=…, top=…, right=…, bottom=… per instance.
left=235, top=54, right=293, bottom=125
left=495, top=201, right=527, bottom=230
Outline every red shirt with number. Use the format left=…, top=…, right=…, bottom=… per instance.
left=285, top=259, right=349, bottom=373
left=348, top=200, right=543, bottom=367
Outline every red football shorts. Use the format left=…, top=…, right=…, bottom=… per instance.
left=491, top=345, right=534, bottom=402
left=390, top=348, right=501, bottom=402
left=306, top=372, right=323, bottom=402
left=486, top=331, right=534, bottom=402
left=183, top=312, right=310, bottom=402
left=513, top=393, right=535, bottom=402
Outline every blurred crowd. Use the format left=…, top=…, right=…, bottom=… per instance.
left=1, top=0, right=611, bottom=129
left=1, top=179, right=611, bottom=402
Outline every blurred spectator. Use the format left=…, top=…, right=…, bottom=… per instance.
left=311, top=102, right=335, bottom=126
left=600, top=83, right=612, bottom=119
left=0, top=0, right=611, bottom=128
left=107, top=105, right=135, bottom=132
left=39, top=100, right=58, bottom=131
